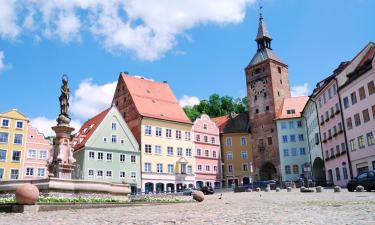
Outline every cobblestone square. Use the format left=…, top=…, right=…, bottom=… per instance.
left=1, top=190, right=374, bottom=225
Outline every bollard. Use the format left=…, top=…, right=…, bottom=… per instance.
left=300, top=186, right=306, bottom=192
left=356, top=186, right=364, bottom=192
left=256, top=187, right=261, bottom=192
left=316, top=186, right=323, bottom=193
left=287, top=187, right=292, bottom=192
left=264, top=187, right=270, bottom=192
left=275, top=188, right=281, bottom=192
left=334, top=186, right=341, bottom=193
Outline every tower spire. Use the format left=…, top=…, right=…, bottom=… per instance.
left=255, top=7, right=272, bottom=50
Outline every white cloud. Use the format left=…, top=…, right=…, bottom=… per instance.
left=0, top=0, right=256, bottom=60
left=70, top=79, right=116, bottom=121
left=179, top=95, right=200, bottom=107
left=291, top=83, right=310, bottom=97
left=0, top=51, right=5, bottom=73
left=30, top=116, right=81, bottom=137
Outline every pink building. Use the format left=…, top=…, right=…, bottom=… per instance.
left=23, top=126, right=51, bottom=179
left=315, top=66, right=350, bottom=187
left=193, top=114, right=221, bottom=188
left=340, top=43, right=375, bottom=177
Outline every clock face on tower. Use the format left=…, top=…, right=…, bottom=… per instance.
left=251, top=79, right=267, bottom=95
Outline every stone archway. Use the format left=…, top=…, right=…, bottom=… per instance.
left=259, top=162, right=277, bottom=180
left=166, top=183, right=175, bottom=193
left=243, top=177, right=250, bottom=185
left=196, top=181, right=204, bottom=188
left=145, top=182, right=154, bottom=193
left=156, top=183, right=164, bottom=193
left=312, top=157, right=326, bottom=186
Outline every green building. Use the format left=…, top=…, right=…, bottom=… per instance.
left=73, top=105, right=140, bottom=193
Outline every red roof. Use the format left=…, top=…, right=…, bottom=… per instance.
left=73, top=108, right=111, bottom=151
left=275, top=96, right=309, bottom=120
left=121, top=75, right=191, bottom=124
left=212, top=115, right=230, bottom=133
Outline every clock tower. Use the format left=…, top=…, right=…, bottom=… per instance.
left=245, top=12, right=291, bottom=180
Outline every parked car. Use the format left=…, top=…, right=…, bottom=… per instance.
left=200, top=186, right=214, bottom=195
left=252, top=180, right=277, bottom=190
left=347, top=170, right=375, bottom=192
left=182, top=188, right=198, bottom=196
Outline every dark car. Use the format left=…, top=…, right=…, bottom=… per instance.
left=252, top=180, right=277, bottom=190
left=347, top=170, right=375, bottom=192
left=200, top=186, right=214, bottom=195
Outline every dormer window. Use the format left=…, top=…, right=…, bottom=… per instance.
left=112, top=122, right=117, bottom=130
left=287, top=109, right=296, bottom=114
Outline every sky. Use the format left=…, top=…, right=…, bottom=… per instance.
left=0, top=0, right=374, bottom=136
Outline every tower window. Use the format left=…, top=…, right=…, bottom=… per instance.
left=278, top=67, right=282, bottom=74
left=264, top=93, right=267, bottom=98
left=254, top=95, right=257, bottom=101
left=255, top=68, right=261, bottom=74
left=278, top=91, right=280, bottom=97
left=115, top=101, right=118, bottom=106
left=123, top=97, right=126, bottom=103
left=123, top=112, right=126, bottom=118
left=266, top=106, right=270, bottom=111
left=280, top=79, right=283, bottom=84
left=255, top=109, right=259, bottom=114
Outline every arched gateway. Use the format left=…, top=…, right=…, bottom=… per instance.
left=259, top=162, right=277, bottom=180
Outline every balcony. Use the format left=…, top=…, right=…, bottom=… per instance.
left=328, top=135, right=332, bottom=140
left=333, top=132, right=338, bottom=137
left=335, top=109, right=341, bottom=114
left=338, top=129, right=343, bottom=134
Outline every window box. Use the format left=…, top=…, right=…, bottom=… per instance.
left=341, top=150, right=347, bottom=155
left=335, top=152, right=341, bottom=157
left=325, top=117, right=329, bottom=122
left=338, top=129, right=343, bottom=134
left=330, top=114, right=334, bottom=118
left=322, top=139, right=327, bottom=143
left=335, top=109, right=341, bottom=114
left=330, top=155, right=336, bottom=159
left=328, top=136, right=332, bottom=140
left=333, top=132, right=338, bottom=137
left=325, top=158, right=330, bottom=162
left=320, top=121, right=325, bottom=125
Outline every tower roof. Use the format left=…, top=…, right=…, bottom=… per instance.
left=256, top=13, right=272, bottom=41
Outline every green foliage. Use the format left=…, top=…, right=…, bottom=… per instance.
left=0, top=197, right=119, bottom=204
left=183, top=94, right=248, bottom=121
left=131, top=196, right=188, bottom=203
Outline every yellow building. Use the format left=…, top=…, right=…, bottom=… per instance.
left=0, top=109, right=29, bottom=181
left=213, top=113, right=252, bottom=187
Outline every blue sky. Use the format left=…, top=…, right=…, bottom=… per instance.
left=0, top=0, right=374, bottom=135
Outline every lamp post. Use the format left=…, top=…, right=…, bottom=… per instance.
left=250, top=161, right=254, bottom=190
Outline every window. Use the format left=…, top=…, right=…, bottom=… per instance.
left=227, top=152, right=233, bottom=160
left=27, top=149, right=36, bottom=159
left=213, top=166, right=218, bottom=172
left=228, top=165, right=233, bottom=173
left=25, top=168, right=34, bottom=176
left=0, top=150, right=6, bottom=161
left=373, top=105, right=375, bottom=119
left=106, top=170, right=113, bottom=178
left=241, top=151, right=248, bottom=160
left=205, top=149, right=209, bottom=157
left=157, top=163, right=163, bottom=173
left=290, top=135, right=296, bottom=142
left=156, top=127, right=162, bottom=137
left=204, top=136, right=208, bottom=143
left=111, top=122, right=117, bottom=130
left=166, top=129, right=172, bottom=138
left=196, top=149, right=201, bottom=156
left=343, top=97, right=350, bottom=109
left=333, top=83, right=337, bottom=95
left=197, top=165, right=202, bottom=171
left=212, top=151, right=217, bottom=158
left=349, top=139, right=356, bottom=151
left=16, top=121, right=23, bottom=129
left=300, top=148, right=306, bottom=155
left=282, top=135, right=288, bottom=143
left=120, top=154, right=126, bottom=162
left=145, top=126, right=152, bottom=135
left=241, top=137, right=247, bottom=145
left=298, top=134, right=304, bottom=141
left=341, top=143, right=346, bottom=152
left=293, top=165, right=299, bottom=174
left=155, top=145, right=162, bottom=155
left=359, top=86, right=366, bottom=100
left=167, top=147, right=174, bottom=156
left=346, top=117, right=353, bottom=130
left=145, top=144, right=152, bottom=154
left=367, top=132, right=374, bottom=146
left=226, top=137, right=232, bottom=146
left=328, top=88, right=332, bottom=99
left=185, top=132, right=191, bottom=141
left=289, top=121, right=295, bottom=129
left=281, top=122, right=287, bottom=129
left=335, top=103, right=340, bottom=113
left=12, top=151, right=21, bottom=162
left=335, top=167, right=341, bottom=181
left=318, top=98, right=322, bottom=108
left=10, top=169, right=19, bottom=180
left=211, top=137, right=215, bottom=144
left=242, top=164, right=248, bottom=171
left=186, top=148, right=192, bottom=157
left=287, top=109, right=296, bottom=114
left=119, top=171, right=126, bottom=179
left=168, top=164, right=174, bottom=173
left=195, top=135, right=200, bottom=142
left=1, top=119, right=9, bottom=127
left=14, top=134, right=23, bottom=145
left=176, top=130, right=181, bottom=139
left=297, top=121, right=302, bottom=128
left=291, top=148, right=297, bottom=156
left=97, top=170, right=103, bottom=178
left=97, top=152, right=104, bottom=160
left=106, top=153, right=112, bottom=161
left=283, top=149, right=289, bottom=157
left=39, top=151, right=47, bottom=159
left=268, top=137, right=273, bottom=145
left=131, top=155, right=136, bottom=163
left=177, top=147, right=183, bottom=156
left=206, top=165, right=210, bottom=172
left=103, top=137, right=108, bottom=143
left=368, top=81, right=375, bottom=95
left=285, top=165, right=291, bottom=174
left=131, top=172, right=136, bottom=179
left=187, top=165, right=192, bottom=174
left=363, top=109, right=370, bottom=123
left=336, top=145, right=340, bottom=154
left=144, top=163, right=151, bottom=172
left=358, top=136, right=365, bottom=149
left=111, top=135, right=118, bottom=143
left=325, top=150, right=329, bottom=159
left=351, top=92, right=357, bottom=105
left=354, top=113, right=361, bottom=126
left=203, top=124, right=208, bottom=130
left=38, top=168, right=45, bottom=177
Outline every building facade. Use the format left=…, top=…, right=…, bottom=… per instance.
left=340, top=43, right=375, bottom=177
left=193, top=114, right=221, bottom=188
left=73, top=105, right=141, bottom=193
left=245, top=13, right=291, bottom=180
left=302, top=98, right=326, bottom=185
left=23, top=126, right=51, bottom=179
left=0, top=109, right=29, bottom=181
left=276, top=97, right=310, bottom=182
left=213, top=113, right=252, bottom=187
left=112, top=74, right=195, bottom=193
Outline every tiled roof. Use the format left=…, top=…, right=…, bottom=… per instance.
left=256, top=15, right=271, bottom=41
left=121, top=74, right=191, bottom=124
left=275, top=96, right=309, bottom=120
left=247, top=48, right=283, bottom=68
left=212, top=115, right=230, bottom=133
left=212, top=113, right=250, bottom=134
left=73, top=108, right=111, bottom=151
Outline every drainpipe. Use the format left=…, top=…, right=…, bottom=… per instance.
left=302, top=115, right=314, bottom=181
left=334, top=78, right=354, bottom=179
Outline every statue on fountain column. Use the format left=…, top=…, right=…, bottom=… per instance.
left=57, top=74, right=71, bottom=126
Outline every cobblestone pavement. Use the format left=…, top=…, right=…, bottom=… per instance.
left=1, top=189, right=375, bottom=225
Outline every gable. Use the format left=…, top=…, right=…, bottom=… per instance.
left=0, top=109, right=29, bottom=121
